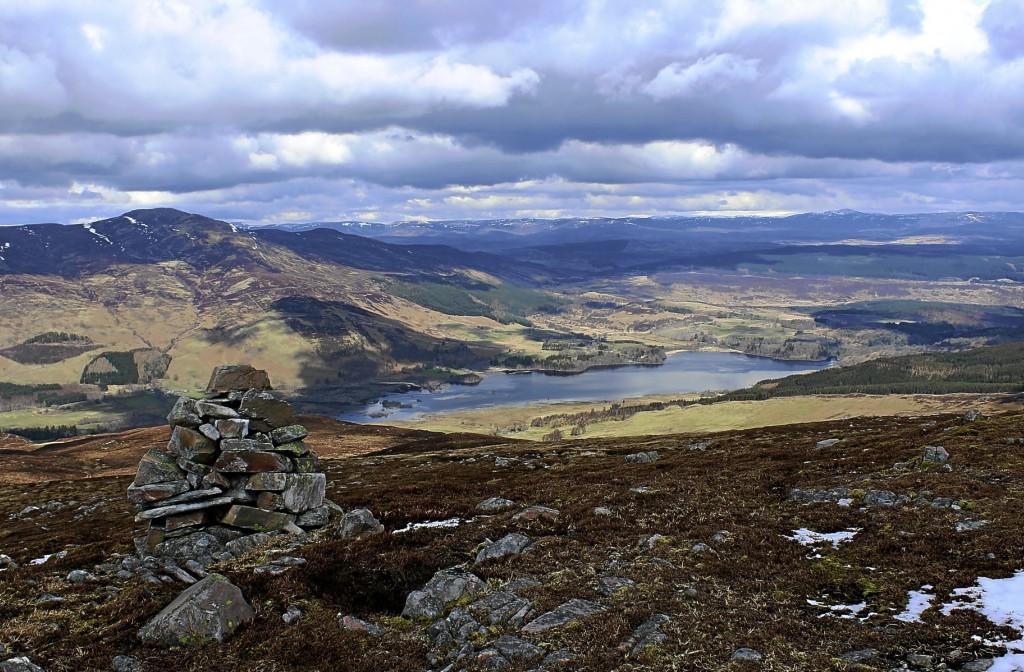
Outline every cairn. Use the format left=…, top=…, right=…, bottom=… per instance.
left=128, top=364, right=331, bottom=556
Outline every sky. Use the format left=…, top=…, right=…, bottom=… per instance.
left=1, top=0, right=1024, bottom=225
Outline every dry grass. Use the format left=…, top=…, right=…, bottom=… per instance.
left=1, top=410, right=1022, bottom=670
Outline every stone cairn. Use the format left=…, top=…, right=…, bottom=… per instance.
left=128, top=365, right=331, bottom=557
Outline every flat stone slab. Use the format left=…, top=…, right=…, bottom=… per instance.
left=220, top=505, right=296, bottom=531
left=270, top=424, right=308, bottom=445
left=476, top=532, right=533, bottom=563
left=137, top=573, right=254, bottom=645
left=166, top=426, right=216, bottom=465
left=195, top=400, right=239, bottom=419
left=282, top=473, right=326, bottom=513
left=403, top=568, right=489, bottom=619
left=246, top=472, right=289, bottom=491
left=136, top=496, right=235, bottom=521
left=239, top=390, right=294, bottom=429
left=128, top=480, right=192, bottom=505
left=512, top=506, right=560, bottom=524
left=133, top=449, right=187, bottom=486
left=522, top=599, right=606, bottom=633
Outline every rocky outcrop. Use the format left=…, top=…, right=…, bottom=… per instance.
left=128, top=365, right=334, bottom=560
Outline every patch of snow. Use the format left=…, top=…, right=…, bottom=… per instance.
left=807, top=598, right=869, bottom=619
left=837, top=498, right=854, bottom=507
left=392, top=517, right=462, bottom=534
left=895, top=585, right=935, bottom=623
left=942, top=571, right=1024, bottom=669
left=30, top=554, right=53, bottom=565
left=123, top=215, right=145, bottom=228
left=82, top=223, right=113, bottom=244
left=787, top=528, right=860, bottom=548
left=228, top=223, right=238, bottom=232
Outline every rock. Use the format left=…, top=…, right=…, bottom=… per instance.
left=598, top=576, right=636, bottom=596
left=907, top=653, right=933, bottom=667
left=476, top=497, right=515, bottom=512
left=292, top=455, right=321, bottom=473
left=730, top=648, right=763, bottom=662
left=474, top=649, right=511, bottom=670
left=225, top=532, right=276, bottom=557
left=0, top=658, right=44, bottom=672
left=167, top=396, right=202, bottom=429
left=132, top=449, right=186, bottom=486
left=282, top=605, right=303, bottom=624
left=962, top=660, right=995, bottom=671
left=426, top=606, right=483, bottom=648
left=492, top=635, right=544, bottom=663
left=620, top=614, right=671, bottom=657
left=245, top=472, right=289, bottom=491
left=593, top=506, right=613, bottom=516
left=137, top=573, right=254, bottom=645
left=625, top=451, right=660, bottom=463
left=166, top=511, right=207, bottom=532
left=206, top=364, right=272, bottom=393
left=127, top=480, right=192, bottom=505
left=540, top=650, right=579, bottom=669
left=955, top=519, right=988, bottom=532
left=864, top=490, right=906, bottom=507
left=154, top=532, right=227, bottom=564
left=963, top=410, right=984, bottom=422
left=198, top=423, right=220, bottom=441
left=214, top=450, right=292, bottom=473
left=687, top=440, right=712, bottom=451
left=339, top=614, right=383, bottom=635
left=469, top=590, right=533, bottom=626
left=476, top=533, right=533, bottom=563
left=787, top=487, right=852, bottom=504
left=239, top=390, right=294, bottom=429
left=135, top=496, right=235, bottom=521
left=0, top=554, right=18, bottom=571
left=220, top=505, right=296, bottom=531
left=402, top=568, right=489, bottom=619
left=195, top=400, right=238, bottom=419
left=270, top=424, right=308, bottom=445
left=644, top=533, right=667, bottom=549
left=215, top=418, right=249, bottom=439
left=110, top=654, right=141, bottom=672
left=816, top=438, right=841, bottom=449
left=522, top=599, right=606, bottom=633
left=281, top=474, right=326, bottom=513
left=838, top=649, right=878, bottom=661
left=270, top=441, right=310, bottom=457
left=67, top=569, right=96, bottom=583
left=296, top=506, right=331, bottom=527
left=931, top=497, right=954, bottom=508
left=512, top=505, right=560, bottom=524
left=338, top=509, right=383, bottom=538
left=256, top=492, right=283, bottom=510
left=922, top=445, right=949, bottom=464
left=691, top=542, right=713, bottom=554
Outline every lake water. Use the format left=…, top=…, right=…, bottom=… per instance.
left=337, top=351, right=832, bottom=423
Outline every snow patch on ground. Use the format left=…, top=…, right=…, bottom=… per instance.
left=124, top=215, right=145, bottom=228
left=787, top=528, right=860, bottom=548
left=393, top=517, right=462, bottom=534
left=942, top=571, right=1024, bottom=670
left=894, top=585, right=934, bottom=623
left=807, top=598, right=870, bottom=620
left=82, top=223, right=113, bottom=244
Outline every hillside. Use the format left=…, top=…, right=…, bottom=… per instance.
left=1, top=410, right=1022, bottom=670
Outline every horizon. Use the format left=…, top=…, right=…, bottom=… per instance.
left=2, top=2, right=1024, bottom=225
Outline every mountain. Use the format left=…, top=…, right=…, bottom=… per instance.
left=0, top=208, right=554, bottom=397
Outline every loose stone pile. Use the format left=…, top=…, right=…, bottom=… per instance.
left=128, top=365, right=331, bottom=557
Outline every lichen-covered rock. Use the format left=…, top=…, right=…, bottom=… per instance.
left=281, top=473, right=326, bottom=513
left=214, top=450, right=292, bottom=473
left=338, top=508, right=383, bottom=539
left=133, top=449, right=186, bottom=486
left=476, top=497, right=515, bottom=512
left=166, top=426, right=216, bottom=465
left=403, top=568, right=489, bottom=619
left=239, top=390, right=294, bottom=429
left=137, top=573, right=254, bottom=645
left=167, top=396, right=202, bottom=429
left=195, top=400, right=239, bottom=419
left=270, top=424, right=308, bottom=445
left=0, top=657, right=45, bottom=672
left=206, top=364, right=272, bottom=393
left=475, top=533, right=533, bottom=564
left=625, top=451, right=660, bottom=463
left=127, top=480, right=191, bottom=505
left=521, top=599, right=606, bottom=633
left=215, top=418, right=249, bottom=439
left=511, top=506, right=560, bottom=524
left=220, top=505, right=296, bottom=531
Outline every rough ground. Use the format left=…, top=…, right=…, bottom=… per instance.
left=1, top=410, right=1023, bottom=671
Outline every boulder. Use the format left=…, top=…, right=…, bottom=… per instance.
left=625, top=451, right=660, bottom=463
left=620, top=614, right=670, bottom=657
left=292, top=455, right=321, bottom=473
left=195, top=400, right=238, bottom=419
left=296, top=506, right=331, bottom=528
left=206, top=364, right=272, bottom=393
left=339, top=614, right=384, bottom=635
left=730, top=648, right=764, bottom=662
left=127, top=480, right=192, bottom=505
left=476, top=497, right=515, bottom=512
left=476, top=533, right=533, bottom=563
left=402, top=568, right=489, bottom=619
left=245, top=472, right=289, bottom=491
left=137, top=574, right=254, bottom=645
left=135, top=496, right=235, bottom=521
left=197, top=423, right=220, bottom=441
left=922, top=445, right=949, bottom=464
left=491, top=635, right=545, bottom=663
left=512, top=505, right=560, bottom=524
left=0, top=658, right=44, bottom=672
left=338, top=509, right=383, bottom=538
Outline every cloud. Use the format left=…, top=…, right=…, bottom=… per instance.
left=0, top=0, right=1023, bottom=225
